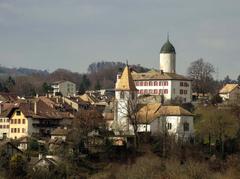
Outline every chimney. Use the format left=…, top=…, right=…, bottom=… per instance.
left=34, top=101, right=37, bottom=114
left=160, top=70, right=164, bottom=75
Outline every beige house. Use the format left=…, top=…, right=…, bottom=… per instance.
left=219, top=84, right=240, bottom=102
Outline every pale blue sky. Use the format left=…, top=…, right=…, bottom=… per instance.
left=0, top=0, right=239, bottom=79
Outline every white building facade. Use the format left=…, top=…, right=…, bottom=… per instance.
left=150, top=106, right=194, bottom=140
left=113, top=65, right=138, bottom=136
left=52, top=81, right=76, bottom=97
left=132, top=72, right=192, bottom=103
left=0, top=116, right=10, bottom=139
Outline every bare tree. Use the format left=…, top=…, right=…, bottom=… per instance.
left=187, top=58, right=215, bottom=95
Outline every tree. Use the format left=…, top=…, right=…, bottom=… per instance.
left=9, top=154, right=27, bottom=177
left=223, top=75, right=232, bottom=84
left=4, top=76, right=15, bottom=92
left=237, top=75, right=240, bottom=85
left=42, top=82, right=53, bottom=94
left=195, top=106, right=239, bottom=158
left=68, top=108, right=105, bottom=157
left=187, top=59, right=215, bottom=95
left=78, top=75, right=91, bottom=94
left=94, top=80, right=101, bottom=90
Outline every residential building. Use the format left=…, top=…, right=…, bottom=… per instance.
left=150, top=106, right=194, bottom=140
left=132, top=70, right=192, bottom=103
left=7, top=98, right=73, bottom=139
left=0, top=116, right=10, bottom=140
left=51, top=81, right=76, bottom=97
left=219, top=84, right=240, bottom=102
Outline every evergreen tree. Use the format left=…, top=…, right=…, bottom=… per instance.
left=237, top=75, right=240, bottom=85
left=223, top=75, right=231, bottom=84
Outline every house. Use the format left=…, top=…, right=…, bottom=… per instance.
left=136, top=103, right=161, bottom=133
left=7, top=98, right=73, bottom=139
left=150, top=105, right=194, bottom=140
left=0, top=113, right=10, bottom=140
left=51, top=80, right=76, bottom=97
left=0, top=140, right=24, bottom=157
left=30, top=154, right=60, bottom=171
left=0, top=92, right=18, bottom=103
left=62, top=96, right=90, bottom=111
left=51, top=127, right=68, bottom=142
left=219, top=84, right=240, bottom=102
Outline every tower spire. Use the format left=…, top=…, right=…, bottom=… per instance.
left=167, top=32, right=169, bottom=41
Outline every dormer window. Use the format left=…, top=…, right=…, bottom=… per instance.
left=16, top=110, right=21, bottom=116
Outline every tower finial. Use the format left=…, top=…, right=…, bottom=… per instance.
left=126, top=60, right=128, bottom=66
left=167, top=32, right=169, bottom=41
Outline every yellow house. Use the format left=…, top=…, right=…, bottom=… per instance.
left=9, top=108, right=29, bottom=139
left=7, top=99, right=73, bottom=139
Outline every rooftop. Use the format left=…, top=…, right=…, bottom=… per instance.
left=219, top=84, right=239, bottom=94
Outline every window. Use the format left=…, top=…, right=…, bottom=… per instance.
left=140, top=81, right=143, bottom=86
left=0, top=119, right=2, bottom=122
left=183, top=122, right=189, bottom=131
left=144, top=81, right=148, bottom=86
left=180, top=82, right=184, bottom=86
left=22, top=128, right=25, bottom=133
left=11, top=128, right=13, bottom=133
left=120, top=91, right=124, bottom=99
left=14, top=119, right=17, bottom=124
left=7, top=125, right=9, bottom=128
left=154, top=81, right=158, bottom=86
left=0, top=125, right=2, bottom=129
left=184, top=90, right=187, bottom=94
left=18, top=119, right=21, bottom=124
left=159, top=81, right=162, bottom=86
left=164, top=89, right=168, bottom=94
left=16, top=110, right=21, bottom=116
left=159, top=89, right=163, bottom=94
left=17, top=128, right=20, bottom=133
left=14, top=128, right=17, bottom=133
left=149, top=81, right=153, bottom=86
left=154, top=89, right=158, bottom=94
left=167, top=123, right=172, bottom=130
left=135, top=81, right=139, bottom=86
left=140, top=90, right=144, bottom=94
left=164, top=81, right=168, bottom=86
left=22, top=119, right=25, bottom=124
left=180, top=89, right=183, bottom=94
left=144, top=89, right=149, bottom=94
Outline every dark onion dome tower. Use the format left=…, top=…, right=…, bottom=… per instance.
left=160, top=37, right=176, bottom=73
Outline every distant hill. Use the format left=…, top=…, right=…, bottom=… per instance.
left=0, top=65, right=49, bottom=77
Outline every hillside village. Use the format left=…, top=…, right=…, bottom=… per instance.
left=0, top=39, right=240, bottom=178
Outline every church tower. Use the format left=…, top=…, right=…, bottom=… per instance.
left=113, top=64, right=138, bottom=135
left=160, top=37, right=176, bottom=73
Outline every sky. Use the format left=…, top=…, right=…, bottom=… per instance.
left=0, top=0, right=239, bottom=79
